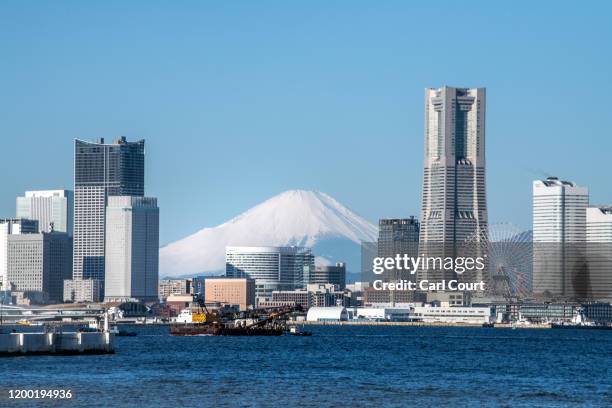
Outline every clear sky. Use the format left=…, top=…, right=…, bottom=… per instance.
left=1, top=1, right=611, bottom=245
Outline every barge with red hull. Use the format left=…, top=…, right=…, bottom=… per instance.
left=170, top=324, right=284, bottom=336
left=169, top=299, right=301, bottom=337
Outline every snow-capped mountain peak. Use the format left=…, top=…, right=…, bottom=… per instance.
left=159, top=190, right=377, bottom=277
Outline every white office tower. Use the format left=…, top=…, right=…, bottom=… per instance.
left=533, top=177, right=588, bottom=299
left=104, top=197, right=159, bottom=303
left=586, top=207, right=612, bottom=301
left=0, top=219, right=38, bottom=290
left=16, top=190, right=73, bottom=235
left=226, top=246, right=314, bottom=303
left=419, top=87, right=488, bottom=284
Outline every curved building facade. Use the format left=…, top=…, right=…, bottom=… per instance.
left=225, top=246, right=314, bottom=302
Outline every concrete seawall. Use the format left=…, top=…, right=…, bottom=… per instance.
left=291, top=321, right=552, bottom=329
left=0, top=332, right=114, bottom=356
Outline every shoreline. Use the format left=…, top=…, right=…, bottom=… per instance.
left=290, top=321, right=552, bottom=329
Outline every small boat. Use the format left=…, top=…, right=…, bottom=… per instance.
left=109, top=326, right=137, bottom=336
left=78, top=326, right=98, bottom=333
left=287, top=326, right=312, bottom=336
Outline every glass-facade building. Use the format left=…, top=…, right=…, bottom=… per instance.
left=377, top=218, right=420, bottom=282
left=226, top=246, right=314, bottom=302
left=306, top=262, right=347, bottom=289
left=68, top=137, right=145, bottom=302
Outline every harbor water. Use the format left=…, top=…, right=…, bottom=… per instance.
left=2, top=325, right=611, bottom=407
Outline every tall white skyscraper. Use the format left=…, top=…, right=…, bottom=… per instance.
left=419, top=86, right=487, bottom=283
left=533, top=177, right=589, bottom=298
left=586, top=206, right=612, bottom=301
left=104, top=196, right=159, bottom=303
left=16, top=190, right=73, bottom=235
left=0, top=219, right=38, bottom=290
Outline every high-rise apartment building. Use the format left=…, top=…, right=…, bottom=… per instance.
left=104, top=196, right=159, bottom=303
left=226, top=246, right=314, bottom=302
left=7, top=232, right=72, bottom=303
left=586, top=206, right=612, bottom=301
left=16, top=190, right=73, bottom=235
left=419, top=87, right=488, bottom=283
left=67, top=136, right=145, bottom=302
left=0, top=219, right=38, bottom=290
left=533, top=177, right=589, bottom=298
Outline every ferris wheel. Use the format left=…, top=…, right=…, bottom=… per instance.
left=465, top=223, right=533, bottom=299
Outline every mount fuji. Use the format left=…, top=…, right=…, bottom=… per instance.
left=159, top=190, right=378, bottom=277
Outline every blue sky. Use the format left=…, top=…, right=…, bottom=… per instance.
left=1, top=1, right=611, bottom=245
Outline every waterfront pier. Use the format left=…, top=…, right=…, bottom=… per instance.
left=0, top=331, right=114, bottom=356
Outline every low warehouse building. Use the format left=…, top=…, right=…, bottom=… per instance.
left=306, top=306, right=348, bottom=322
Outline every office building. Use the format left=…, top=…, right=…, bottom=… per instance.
left=411, top=305, right=491, bottom=324
left=362, top=287, right=424, bottom=306
left=533, top=177, right=588, bottom=299
left=586, top=206, right=612, bottom=301
left=16, top=190, right=73, bottom=235
left=192, top=276, right=206, bottom=299
left=226, top=246, right=314, bottom=302
left=533, top=178, right=588, bottom=242
left=306, top=262, right=346, bottom=289
left=204, top=277, right=255, bottom=311
left=419, top=87, right=488, bottom=283
left=0, top=219, right=38, bottom=290
left=582, top=302, right=612, bottom=324
left=159, top=279, right=192, bottom=301
left=518, top=302, right=577, bottom=323
left=268, top=283, right=347, bottom=309
left=379, top=217, right=420, bottom=245
left=7, top=232, right=72, bottom=303
left=104, top=196, right=159, bottom=303
left=378, top=218, right=420, bottom=282
left=588, top=206, right=612, bottom=241
left=67, top=136, right=145, bottom=302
